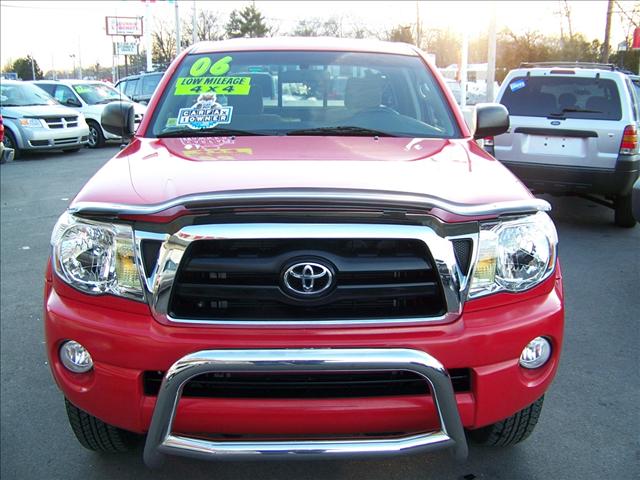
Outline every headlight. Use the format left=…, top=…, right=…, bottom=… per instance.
left=19, top=118, right=44, bottom=128
left=468, top=212, right=557, bottom=298
left=51, top=212, right=143, bottom=300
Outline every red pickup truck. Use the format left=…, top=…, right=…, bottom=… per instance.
left=44, top=38, right=563, bottom=467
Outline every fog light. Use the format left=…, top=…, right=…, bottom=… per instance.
left=60, top=340, right=93, bottom=373
left=519, top=337, right=551, bottom=369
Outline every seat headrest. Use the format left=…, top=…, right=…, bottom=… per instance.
left=344, top=77, right=384, bottom=110
left=226, top=85, right=263, bottom=114
left=585, top=96, right=608, bottom=113
left=558, top=93, right=577, bottom=109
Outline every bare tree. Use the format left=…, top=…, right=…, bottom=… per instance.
left=182, top=9, right=225, bottom=47
left=152, top=20, right=176, bottom=66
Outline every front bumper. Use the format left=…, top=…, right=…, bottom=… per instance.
left=19, top=125, right=90, bottom=150
left=143, top=349, right=467, bottom=467
left=45, top=264, right=563, bottom=462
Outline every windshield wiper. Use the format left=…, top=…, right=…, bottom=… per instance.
left=95, top=99, right=119, bottom=104
left=286, top=126, right=397, bottom=137
left=548, top=107, right=602, bottom=117
left=157, top=127, right=270, bottom=138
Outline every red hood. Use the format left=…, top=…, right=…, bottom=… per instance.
left=72, top=136, right=532, bottom=216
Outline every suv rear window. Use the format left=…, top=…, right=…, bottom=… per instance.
left=141, top=74, right=162, bottom=96
left=500, top=75, right=622, bottom=120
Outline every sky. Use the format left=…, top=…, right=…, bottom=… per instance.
left=0, top=0, right=637, bottom=73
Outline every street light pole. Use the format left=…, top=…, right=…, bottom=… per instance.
left=175, top=0, right=181, bottom=55
left=69, top=54, right=76, bottom=79
left=30, top=55, right=36, bottom=80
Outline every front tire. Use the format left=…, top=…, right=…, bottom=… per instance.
left=65, top=398, right=140, bottom=452
left=87, top=121, right=105, bottom=148
left=614, top=194, right=636, bottom=228
left=468, top=396, right=544, bottom=447
left=2, top=129, right=20, bottom=159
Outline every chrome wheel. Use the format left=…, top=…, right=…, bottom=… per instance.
left=87, top=125, right=98, bottom=148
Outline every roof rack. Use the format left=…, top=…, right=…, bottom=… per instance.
left=519, top=62, right=617, bottom=71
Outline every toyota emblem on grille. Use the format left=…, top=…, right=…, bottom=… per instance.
left=283, top=262, right=334, bottom=296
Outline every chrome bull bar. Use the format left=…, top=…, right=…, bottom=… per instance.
left=143, top=349, right=468, bottom=467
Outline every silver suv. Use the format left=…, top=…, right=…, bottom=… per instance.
left=489, top=62, right=639, bottom=227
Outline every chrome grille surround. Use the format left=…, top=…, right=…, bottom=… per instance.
left=135, top=223, right=477, bottom=327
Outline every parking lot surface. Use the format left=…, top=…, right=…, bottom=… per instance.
left=1, top=147, right=638, bottom=480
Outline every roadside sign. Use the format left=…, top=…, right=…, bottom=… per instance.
left=633, top=27, right=640, bottom=50
left=106, top=16, right=143, bottom=36
left=115, top=42, right=139, bottom=56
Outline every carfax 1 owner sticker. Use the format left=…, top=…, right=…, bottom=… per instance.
left=175, top=55, right=251, bottom=130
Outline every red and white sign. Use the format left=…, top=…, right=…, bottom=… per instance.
left=105, top=16, right=143, bottom=36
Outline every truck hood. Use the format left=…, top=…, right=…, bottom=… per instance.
left=72, top=136, right=534, bottom=216
left=0, top=104, right=81, bottom=118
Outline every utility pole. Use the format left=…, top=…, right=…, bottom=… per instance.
left=192, top=0, right=197, bottom=45
left=486, top=2, right=497, bottom=102
left=175, top=0, right=181, bottom=55
left=460, top=29, right=468, bottom=108
left=415, top=1, right=421, bottom=49
left=145, top=2, right=153, bottom=71
left=69, top=54, right=76, bottom=79
left=30, top=55, right=36, bottom=80
left=602, top=0, right=614, bottom=63
left=77, top=37, right=83, bottom=79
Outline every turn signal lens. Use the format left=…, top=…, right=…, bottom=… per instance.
left=619, top=125, right=638, bottom=154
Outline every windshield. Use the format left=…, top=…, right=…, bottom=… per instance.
left=148, top=51, right=459, bottom=138
left=500, top=75, right=622, bottom=120
left=0, top=82, right=58, bottom=107
left=72, top=83, right=129, bottom=105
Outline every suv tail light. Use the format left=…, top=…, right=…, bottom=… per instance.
left=619, top=125, right=638, bottom=154
left=483, top=136, right=494, bottom=147
left=0, top=115, right=4, bottom=143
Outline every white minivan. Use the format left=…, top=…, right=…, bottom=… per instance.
left=32, top=80, right=146, bottom=148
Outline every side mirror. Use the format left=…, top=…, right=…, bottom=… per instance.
left=65, top=98, right=81, bottom=107
left=473, top=103, right=509, bottom=139
left=101, top=102, right=135, bottom=138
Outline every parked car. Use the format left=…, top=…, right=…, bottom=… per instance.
left=31, top=80, right=146, bottom=148
left=45, top=38, right=563, bottom=467
left=0, top=80, right=89, bottom=158
left=489, top=62, right=640, bottom=227
left=115, top=71, right=164, bottom=105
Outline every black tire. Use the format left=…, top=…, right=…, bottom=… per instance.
left=63, top=148, right=81, bottom=153
left=87, top=121, right=105, bottom=148
left=614, top=194, right=637, bottom=228
left=2, top=129, right=20, bottom=159
left=468, top=396, right=544, bottom=447
left=64, top=398, right=140, bottom=452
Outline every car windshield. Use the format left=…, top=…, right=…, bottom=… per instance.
left=72, top=83, right=129, bottom=105
left=500, top=75, right=622, bottom=120
left=0, top=82, right=58, bottom=107
left=148, top=51, right=459, bottom=138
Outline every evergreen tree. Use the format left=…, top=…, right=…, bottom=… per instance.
left=11, top=56, right=43, bottom=80
left=225, top=4, right=271, bottom=38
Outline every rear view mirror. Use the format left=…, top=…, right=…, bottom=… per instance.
left=473, top=103, right=509, bottom=139
left=101, top=102, right=135, bottom=138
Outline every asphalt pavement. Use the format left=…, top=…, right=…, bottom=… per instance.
left=1, top=146, right=638, bottom=480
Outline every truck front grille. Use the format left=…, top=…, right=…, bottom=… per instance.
left=168, top=238, right=446, bottom=321
left=142, top=369, right=472, bottom=398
